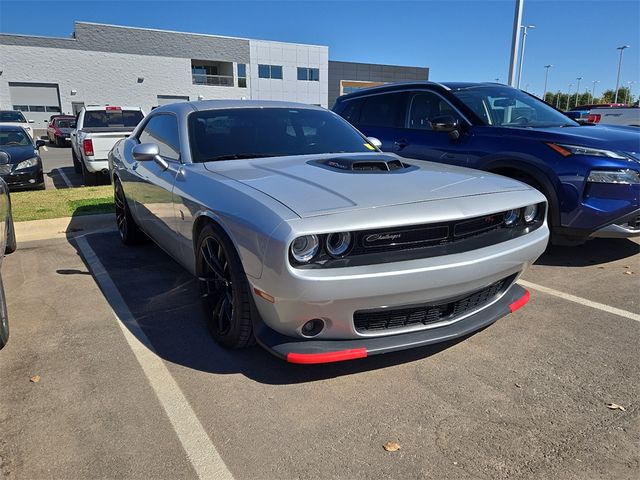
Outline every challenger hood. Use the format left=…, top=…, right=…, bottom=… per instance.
left=205, top=153, right=530, bottom=218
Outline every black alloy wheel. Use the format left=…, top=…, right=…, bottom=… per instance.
left=114, top=179, right=146, bottom=245
left=197, top=224, right=254, bottom=348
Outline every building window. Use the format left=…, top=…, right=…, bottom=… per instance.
left=297, top=67, right=320, bottom=81
left=191, top=60, right=234, bottom=87
left=237, top=63, right=247, bottom=88
left=258, top=64, right=283, bottom=80
left=13, top=105, right=29, bottom=112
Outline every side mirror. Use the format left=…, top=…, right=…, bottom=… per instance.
left=366, top=136, right=382, bottom=149
left=430, top=115, right=459, bottom=132
left=132, top=143, right=160, bottom=161
left=28, top=119, right=35, bottom=124
left=35, top=140, right=46, bottom=149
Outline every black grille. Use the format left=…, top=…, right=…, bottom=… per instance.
left=353, top=276, right=513, bottom=333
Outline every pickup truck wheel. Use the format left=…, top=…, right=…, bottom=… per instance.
left=72, top=150, right=82, bottom=174
left=114, top=179, right=146, bottom=245
left=82, top=162, right=98, bottom=186
left=197, top=224, right=255, bottom=349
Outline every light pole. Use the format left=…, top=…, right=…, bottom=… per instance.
left=555, top=90, right=561, bottom=108
left=495, top=77, right=500, bottom=83
left=542, top=64, right=553, bottom=101
left=574, top=76, right=583, bottom=107
left=591, top=80, right=600, bottom=103
left=566, top=83, right=573, bottom=111
left=627, top=81, right=636, bottom=104
left=508, top=0, right=524, bottom=87
left=516, top=25, right=535, bottom=89
left=614, top=45, right=630, bottom=103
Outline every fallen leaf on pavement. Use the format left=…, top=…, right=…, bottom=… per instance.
left=383, top=441, right=401, bottom=452
left=30, top=375, right=41, bottom=383
left=606, top=403, right=626, bottom=411
left=624, top=271, right=633, bottom=275
left=515, top=382, right=522, bottom=388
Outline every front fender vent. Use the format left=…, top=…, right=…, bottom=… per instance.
left=312, top=155, right=415, bottom=173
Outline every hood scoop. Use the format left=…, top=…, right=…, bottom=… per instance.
left=312, top=155, right=415, bottom=173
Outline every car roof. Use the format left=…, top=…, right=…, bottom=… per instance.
left=335, top=81, right=509, bottom=102
left=152, top=99, right=327, bottom=115
left=84, top=106, right=143, bottom=111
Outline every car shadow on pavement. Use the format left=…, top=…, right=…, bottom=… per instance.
left=535, top=238, right=640, bottom=267
left=69, top=228, right=471, bottom=385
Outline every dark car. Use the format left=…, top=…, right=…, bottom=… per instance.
left=47, top=116, right=76, bottom=147
left=0, top=126, right=46, bottom=190
left=0, top=176, right=16, bottom=349
left=333, top=82, right=640, bottom=245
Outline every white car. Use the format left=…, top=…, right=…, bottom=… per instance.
left=0, top=110, right=35, bottom=140
left=70, top=106, right=145, bottom=185
left=588, top=107, right=640, bottom=127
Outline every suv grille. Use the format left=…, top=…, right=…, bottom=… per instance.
left=353, top=275, right=513, bottom=333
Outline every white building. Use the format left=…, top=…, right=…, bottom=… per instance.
left=0, top=22, right=329, bottom=126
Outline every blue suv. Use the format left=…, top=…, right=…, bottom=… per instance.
left=333, top=82, right=640, bottom=244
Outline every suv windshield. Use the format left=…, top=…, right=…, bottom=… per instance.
left=83, top=110, right=144, bottom=128
left=0, top=130, right=30, bottom=146
left=452, top=86, right=578, bottom=128
left=188, top=108, right=373, bottom=162
left=0, top=111, right=27, bottom=123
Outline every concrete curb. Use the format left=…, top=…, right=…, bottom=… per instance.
left=14, top=213, right=117, bottom=242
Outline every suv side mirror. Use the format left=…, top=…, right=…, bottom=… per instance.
left=430, top=115, right=461, bottom=140
left=35, top=139, right=46, bottom=149
left=28, top=119, right=35, bottom=124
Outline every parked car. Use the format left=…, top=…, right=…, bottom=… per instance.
left=0, top=177, right=17, bottom=350
left=109, top=100, right=548, bottom=364
left=47, top=116, right=76, bottom=147
left=71, top=106, right=145, bottom=185
left=0, top=126, right=46, bottom=190
left=333, top=82, right=640, bottom=245
left=564, top=104, right=624, bottom=123
left=588, top=106, right=640, bottom=127
left=0, top=110, right=35, bottom=141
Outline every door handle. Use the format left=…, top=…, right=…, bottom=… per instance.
left=394, top=139, right=409, bottom=149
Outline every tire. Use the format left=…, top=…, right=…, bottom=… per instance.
left=72, top=150, right=82, bottom=174
left=5, top=208, right=16, bottom=254
left=82, top=161, right=99, bottom=186
left=55, top=137, right=62, bottom=148
left=196, top=223, right=255, bottom=349
left=0, top=276, right=9, bottom=350
left=114, top=179, right=146, bottom=245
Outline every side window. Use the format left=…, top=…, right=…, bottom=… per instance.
left=359, top=93, right=406, bottom=128
left=407, top=92, right=462, bottom=130
left=138, top=115, right=180, bottom=161
left=337, top=99, right=363, bottom=125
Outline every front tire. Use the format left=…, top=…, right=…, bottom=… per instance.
left=114, top=179, right=146, bottom=245
left=196, top=224, right=254, bottom=349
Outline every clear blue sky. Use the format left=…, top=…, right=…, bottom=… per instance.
left=1, top=0, right=638, bottom=98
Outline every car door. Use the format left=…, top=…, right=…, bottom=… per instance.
left=392, top=91, right=470, bottom=167
left=133, top=113, right=182, bottom=257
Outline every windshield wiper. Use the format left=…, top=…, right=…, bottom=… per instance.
left=203, top=153, right=271, bottom=162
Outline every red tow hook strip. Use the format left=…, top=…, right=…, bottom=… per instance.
left=287, top=348, right=368, bottom=364
left=509, top=289, right=531, bottom=313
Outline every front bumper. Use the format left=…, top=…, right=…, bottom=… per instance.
left=255, top=284, right=530, bottom=363
left=589, top=209, right=640, bottom=238
left=1, top=167, right=44, bottom=190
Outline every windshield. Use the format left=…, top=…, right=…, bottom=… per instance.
left=188, top=108, right=374, bottom=162
left=0, top=111, right=27, bottom=123
left=83, top=110, right=144, bottom=128
left=452, top=86, right=579, bottom=128
left=56, top=119, right=76, bottom=128
left=0, top=130, right=31, bottom=146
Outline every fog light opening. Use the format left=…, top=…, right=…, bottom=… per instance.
left=301, top=318, right=325, bottom=337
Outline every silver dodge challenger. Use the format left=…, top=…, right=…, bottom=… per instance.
left=108, top=100, right=548, bottom=364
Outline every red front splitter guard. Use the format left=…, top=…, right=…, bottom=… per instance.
left=508, top=289, right=530, bottom=313
left=287, top=348, right=368, bottom=364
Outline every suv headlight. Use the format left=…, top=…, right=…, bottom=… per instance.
left=547, top=143, right=635, bottom=161
left=15, top=157, right=39, bottom=170
left=587, top=169, right=640, bottom=184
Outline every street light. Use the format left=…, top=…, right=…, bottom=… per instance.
left=542, top=64, right=553, bottom=101
left=566, top=83, right=573, bottom=110
left=516, top=25, right=535, bottom=89
left=627, top=80, right=636, bottom=104
left=591, top=80, right=600, bottom=103
left=614, top=45, right=630, bottom=103
left=555, top=90, right=561, bottom=108
left=574, top=76, right=583, bottom=107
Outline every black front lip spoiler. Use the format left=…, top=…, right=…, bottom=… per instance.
left=254, top=283, right=529, bottom=364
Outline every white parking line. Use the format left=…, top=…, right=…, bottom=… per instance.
left=57, top=169, right=73, bottom=188
left=75, top=236, right=234, bottom=480
left=41, top=145, right=48, bottom=152
left=519, top=280, right=640, bottom=323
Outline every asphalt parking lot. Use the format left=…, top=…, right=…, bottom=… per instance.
left=37, top=138, right=84, bottom=189
left=1, top=147, right=639, bottom=480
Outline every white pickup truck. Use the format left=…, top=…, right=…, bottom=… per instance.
left=588, top=106, right=640, bottom=127
left=71, top=106, right=145, bottom=185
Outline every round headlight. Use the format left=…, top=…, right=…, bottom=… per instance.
left=326, top=232, right=352, bottom=257
left=504, top=209, right=519, bottom=226
left=291, top=235, right=320, bottom=263
left=523, top=204, right=538, bottom=223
